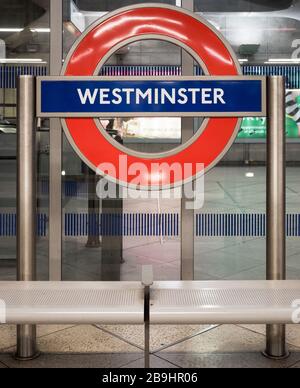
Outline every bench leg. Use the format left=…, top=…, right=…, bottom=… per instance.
left=263, top=324, right=290, bottom=360
left=144, top=285, right=150, bottom=368
left=15, top=325, right=40, bottom=361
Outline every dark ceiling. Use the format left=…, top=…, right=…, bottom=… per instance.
left=73, top=1, right=174, bottom=12
left=0, top=0, right=45, bottom=29
left=73, top=0, right=294, bottom=12
left=0, top=1, right=295, bottom=28
left=195, top=0, right=294, bottom=12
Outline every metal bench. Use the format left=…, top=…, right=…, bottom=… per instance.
left=0, top=281, right=145, bottom=325
left=150, top=280, right=300, bottom=324
left=0, top=272, right=300, bottom=367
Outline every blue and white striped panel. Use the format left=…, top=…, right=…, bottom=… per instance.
left=0, top=214, right=47, bottom=237
left=1, top=213, right=300, bottom=237
left=1, top=65, right=299, bottom=89
left=99, top=65, right=299, bottom=89
left=286, top=213, right=300, bottom=237
left=37, top=214, right=47, bottom=237
left=195, top=213, right=300, bottom=237
left=0, top=213, right=16, bottom=236
left=196, top=213, right=267, bottom=237
left=64, top=213, right=85, bottom=237
left=122, top=213, right=179, bottom=237
left=100, top=65, right=183, bottom=77
left=0, top=65, right=47, bottom=89
left=242, top=65, right=299, bottom=89
left=64, top=213, right=179, bottom=237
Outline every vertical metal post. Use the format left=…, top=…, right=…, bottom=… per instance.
left=181, top=0, right=194, bottom=280
left=264, top=76, right=289, bottom=359
left=144, top=285, right=150, bottom=368
left=16, top=76, right=38, bottom=360
left=142, top=265, right=153, bottom=369
left=49, top=0, right=63, bottom=280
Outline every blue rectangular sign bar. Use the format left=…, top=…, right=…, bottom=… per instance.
left=37, top=76, right=266, bottom=118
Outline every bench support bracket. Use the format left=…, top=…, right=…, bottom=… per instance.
left=142, top=266, right=153, bottom=368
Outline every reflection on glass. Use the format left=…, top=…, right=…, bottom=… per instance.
left=238, top=90, right=300, bottom=140
left=0, top=0, right=50, bottom=280
left=102, top=117, right=181, bottom=141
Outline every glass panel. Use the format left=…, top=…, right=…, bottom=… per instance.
left=61, top=1, right=187, bottom=281
left=198, top=1, right=300, bottom=64
left=0, top=1, right=299, bottom=285
left=0, top=0, right=50, bottom=280
left=194, top=166, right=267, bottom=280
left=192, top=1, right=300, bottom=283
left=61, top=0, right=300, bottom=282
left=210, top=16, right=300, bottom=64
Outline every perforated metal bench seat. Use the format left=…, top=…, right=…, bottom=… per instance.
left=0, top=280, right=300, bottom=325
left=150, top=280, right=300, bottom=324
left=0, top=281, right=144, bottom=324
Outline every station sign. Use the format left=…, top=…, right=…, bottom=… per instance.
left=38, top=76, right=265, bottom=118
left=36, top=4, right=267, bottom=189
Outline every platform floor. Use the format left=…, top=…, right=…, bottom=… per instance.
left=0, top=323, right=300, bottom=368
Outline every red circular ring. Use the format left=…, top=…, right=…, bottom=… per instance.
left=62, top=5, right=241, bottom=188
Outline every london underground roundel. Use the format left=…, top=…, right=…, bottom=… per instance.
left=61, top=4, right=242, bottom=189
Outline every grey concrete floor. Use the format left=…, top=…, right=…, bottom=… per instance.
left=0, top=324, right=300, bottom=368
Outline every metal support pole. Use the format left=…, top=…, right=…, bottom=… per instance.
left=49, top=0, right=63, bottom=280
left=144, top=285, right=150, bottom=368
left=142, top=265, right=153, bottom=369
left=16, top=76, right=39, bottom=360
left=264, top=76, right=289, bottom=359
left=181, top=0, right=194, bottom=280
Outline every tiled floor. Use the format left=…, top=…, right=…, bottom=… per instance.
left=1, top=166, right=300, bottom=367
left=0, top=324, right=300, bottom=368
